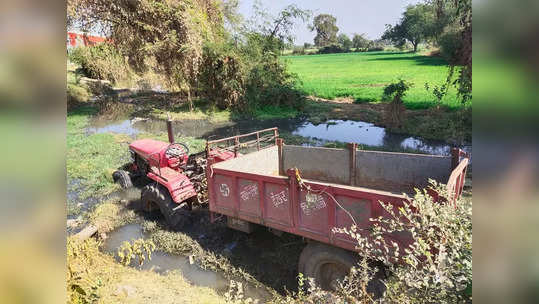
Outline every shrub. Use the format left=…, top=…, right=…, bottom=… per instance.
left=292, top=46, right=305, bottom=55
left=199, top=38, right=306, bottom=114
left=318, top=44, right=346, bottom=54
left=69, top=44, right=131, bottom=84
left=366, top=46, right=384, bottom=52
left=334, top=182, right=472, bottom=303
left=438, top=26, right=464, bottom=65
left=244, top=53, right=306, bottom=112
left=383, top=79, right=412, bottom=128
left=199, top=43, right=245, bottom=110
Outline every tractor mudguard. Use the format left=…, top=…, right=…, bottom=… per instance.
left=147, top=168, right=197, bottom=203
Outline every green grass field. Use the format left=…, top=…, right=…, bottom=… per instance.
left=285, top=51, right=464, bottom=109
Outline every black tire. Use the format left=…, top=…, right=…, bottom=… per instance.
left=298, top=242, right=386, bottom=297
left=140, top=184, right=191, bottom=229
left=298, top=242, right=358, bottom=291
left=113, top=170, right=133, bottom=189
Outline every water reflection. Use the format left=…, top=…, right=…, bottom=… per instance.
left=86, top=117, right=470, bottom=156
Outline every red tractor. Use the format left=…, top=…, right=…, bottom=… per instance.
left=112, top=120, right=233, bottom=227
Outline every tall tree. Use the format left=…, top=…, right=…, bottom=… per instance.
left=310, top=14, right=339, bottom=47
left=382, top=4, right=435, bottom=52
left=352, top=33, right=370, bottom=50
left=337, top=33, right=352, bottom=50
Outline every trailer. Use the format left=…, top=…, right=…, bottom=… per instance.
left=205, top=128, right=469, bottom=289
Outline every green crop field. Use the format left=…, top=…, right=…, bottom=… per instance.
left=285, top=51, right=465, bottom=109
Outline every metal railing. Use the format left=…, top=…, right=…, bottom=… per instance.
left=205, top=127, right=279, bottom=158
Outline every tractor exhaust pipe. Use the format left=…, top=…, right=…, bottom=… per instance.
left=167, top=119, right=174, bottom=143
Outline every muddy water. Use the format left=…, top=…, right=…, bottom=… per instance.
left=103, top=223, right=273, bottom=302
left=87, top=116, right=470, bottom=156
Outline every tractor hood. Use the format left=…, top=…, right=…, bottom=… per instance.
left=129, top=138, right=169, bottom=159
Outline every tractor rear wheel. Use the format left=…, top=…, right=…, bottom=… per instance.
left=140, top=184, right=191, bottom=229
left=113, top=170, right=133, bottom=189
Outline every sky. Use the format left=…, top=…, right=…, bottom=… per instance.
left=238, top=0, right=423, bottom=44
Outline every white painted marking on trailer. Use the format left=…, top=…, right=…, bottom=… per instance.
left=240, top=183, right=258, bottom=201
left=270, top=190, right=287, bottom=208
left=220, top=183, right=230, bottom=197
left=301, top=193, right=327, bottom=216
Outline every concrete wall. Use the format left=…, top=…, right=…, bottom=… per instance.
left=213, top=146, right=279, bottom=176
left=355, top=150, right=452, bottom=194
left=282, top=146, right=350, bottom=184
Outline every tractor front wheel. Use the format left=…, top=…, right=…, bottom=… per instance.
left=140, top=184, right=191, bottom=229
left=113, top=170, right=133, bottom=189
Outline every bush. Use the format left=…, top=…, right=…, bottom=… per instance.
left=383, top=79, right=412, bottom=127
left=334, top=182, right=472, bottom=303
left=366, top=46, right=384, bottom=52
left=318, top=44, right=346, bottom=54
left=69, top=44, right=131, bottom=84
left=199, top=43, right=245, bottom=110
left=244, top=52, right=306, bottom=112
left=439, top=26, right=464, bottom=65
left=199, top=37, right=306, bottom=114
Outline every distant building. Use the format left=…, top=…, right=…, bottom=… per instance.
left=67, top=32, right=107, bottom=49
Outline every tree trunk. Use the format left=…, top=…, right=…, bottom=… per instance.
left=413, top=42, right=418, bottom=52
left=187, top=87, right=193, bottom=112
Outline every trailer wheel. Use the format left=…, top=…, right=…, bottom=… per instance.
left=140, top=184, right=191, bottom=229
left=299, top=242, right=387, bottom=296
left=298, top=242, right=357, bottom=291
left=113, top=170, right=133, bottom=189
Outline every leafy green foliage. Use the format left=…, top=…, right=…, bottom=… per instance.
left=383, top=79, right=413, bottom=102
left=334, top=182, right=472, bottom=303
left=199, top=43, right=245, bottom=109
left=352, top=33, right=370, bottom=51
left=198, top=3, right=309, bottom=113
left=382, top=4, right=436, bottom=52
left=337, top=33, right=352, bottom=51
left=311, top=14, right=339, bottom=47
left=244, top=52, right=306, bottom=113
left=383, top=79, right=412, bottom=127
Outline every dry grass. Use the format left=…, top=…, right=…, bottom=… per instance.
left=67, top=237, right=226, bottom=304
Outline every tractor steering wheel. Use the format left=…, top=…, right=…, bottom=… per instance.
left=165, top=143, right=189, bottom=167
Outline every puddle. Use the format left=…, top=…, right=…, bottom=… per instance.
left=86, top=119, right=142, bottom=137
left=292, top=120, right=471, bottom=155
left=103, top=224, right=272, bottom=302
left=86, top=116, right=470, bottom=157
